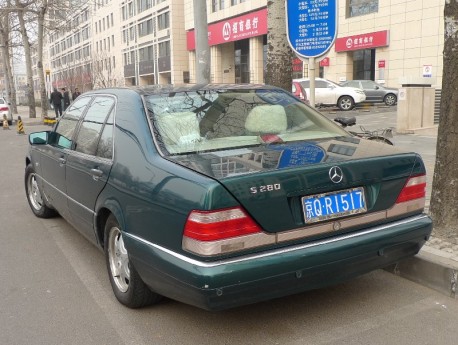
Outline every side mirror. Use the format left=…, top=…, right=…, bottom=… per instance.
left=29, top=131, right=50, bottom=145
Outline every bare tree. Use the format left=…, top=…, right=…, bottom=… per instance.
left=265, top=0, right=294, bottom=91
left=15, top=0, right=36, bottom=117
left=429, top=2, right=458, bottom=241
left=0, top=0, right=18, bottom=114
left=90, top=50, right=123, bottom=89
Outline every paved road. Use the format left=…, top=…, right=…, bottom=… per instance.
left=1, top=116, right=454, bottom=345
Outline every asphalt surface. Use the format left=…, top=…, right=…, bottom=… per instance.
left=10, top=104, right=458, bottom=302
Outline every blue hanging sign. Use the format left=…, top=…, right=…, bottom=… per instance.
left=285, top=0, right=338, bottom=58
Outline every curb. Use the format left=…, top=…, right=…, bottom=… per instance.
left=385, top=246, right=458, bottom=298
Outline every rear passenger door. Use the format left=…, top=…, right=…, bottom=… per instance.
left=361, top=80, right=380, bottom=102
left=65, top=96, right=115, bottom=241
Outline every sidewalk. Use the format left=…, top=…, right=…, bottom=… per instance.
left=12, top=105, right=458, bottom=299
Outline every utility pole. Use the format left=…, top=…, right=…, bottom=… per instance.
left=193, top=0, right=210, bottom=84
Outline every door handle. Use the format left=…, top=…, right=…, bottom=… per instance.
left=90, top=168, right=103, bottom=178
left=59, top=157, right=66, bottom=165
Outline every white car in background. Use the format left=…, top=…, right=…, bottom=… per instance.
left=0, top=97, right=13, bottom=126
left=292, top=78, right=366, bottom=111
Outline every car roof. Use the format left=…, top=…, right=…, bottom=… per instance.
left=83, top=84, right=282, bottom=98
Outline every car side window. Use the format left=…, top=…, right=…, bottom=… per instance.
left=96, top=110, right=114, bottom=159
left=300, top=81, right=310, bottom=88
left=346, top=81, right=360, bottom=88
left=361, top=81, right=376, bottom=89
left=52, top=96, right=92, bottom=149
left=315, top=80, right=328, bottom=88
left=74, top=96, right=115, bottom=156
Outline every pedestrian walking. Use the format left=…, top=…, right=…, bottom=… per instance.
left=72, top=88, right=81, bottom=101
left=50, top=88, right=63, bottom=118
left=62, top=88, right=71, bottom=111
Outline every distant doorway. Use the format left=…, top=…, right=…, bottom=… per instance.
left=235, top=40, right=250, bottom=84
left=353, top=49, right=375, bottom=80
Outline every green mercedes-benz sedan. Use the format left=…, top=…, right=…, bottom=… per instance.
left=25, top=84, right=432, bottom=310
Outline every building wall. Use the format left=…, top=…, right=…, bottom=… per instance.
left=38, top=0, right=445, bottom=93
left=321, top=1, right=444, bottom=88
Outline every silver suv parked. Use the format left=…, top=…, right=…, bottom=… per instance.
left=340, top=80, right=398, bottom=106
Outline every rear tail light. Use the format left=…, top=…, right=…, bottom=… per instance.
left=395, top=174, right=426, bottom=203
left=0, top=107, right=8, bottom=111
left=183, top=207, right=262, bottom=241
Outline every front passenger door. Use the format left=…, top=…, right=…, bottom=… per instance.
left=39, top=97, right=92, bottom=219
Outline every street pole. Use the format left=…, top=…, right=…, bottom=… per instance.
left=309, top=57, right=315, bottom=108
left=193, top=0, right=210, bottom=84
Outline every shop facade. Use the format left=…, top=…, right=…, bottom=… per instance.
left=185, top=3, right=272, bottom=84
left=316, top=1, right=444, bottom=88
left=185, top=1, right=444, bottom=89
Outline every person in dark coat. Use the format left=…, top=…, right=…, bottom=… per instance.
left=62, top=87, right=71, bottom=111
left=50, top=88, right=63, bottom=118
left=72, top=88, right=81, bottom=101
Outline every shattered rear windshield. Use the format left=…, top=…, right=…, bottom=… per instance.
left=144, top=88, right=348, bottom=154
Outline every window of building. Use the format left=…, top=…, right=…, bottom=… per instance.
left=158, top=40, right=170, bottom=57
left=137, top=0, right=152, bottom=13
left=347, top=0, right=378, bottom=17
left=212, top=0, right=225, bottom=12
left=139, top=45, right=154, bottom=61
left=122, top=6, right=127, bottom=21
left=138, top=18, right=153, bottom=37
left=128, top=2, right=134, bottom=17
left=157, top=12, right=169, bottom=30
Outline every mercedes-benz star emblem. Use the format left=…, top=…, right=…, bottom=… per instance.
left=329, top=166, right=343, bottom=184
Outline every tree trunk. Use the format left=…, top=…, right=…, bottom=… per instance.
left=265, top=0, right=294, bottom=91
left=0, top=5, right=18, bottom=114
left=37, top=5, right=48, bottom=118
left=429, top=3, right=458, bottom=241
left=16, top=1, right=36, bottom=118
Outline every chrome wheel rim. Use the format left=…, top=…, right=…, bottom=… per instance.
left=340, top=98, right=352, bottom=110
left=385, top=95, right=396, bottom=106
left=108, top=227, right=130, bottom=293
left=28, top=173, right=43, bottom=211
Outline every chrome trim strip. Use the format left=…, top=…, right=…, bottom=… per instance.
left=278, top=210, right=387, bottom=242
left=124, top=214, right=430, bottom=269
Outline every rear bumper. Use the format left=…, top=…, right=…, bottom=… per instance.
left=125, top=214, right=432, bottom=311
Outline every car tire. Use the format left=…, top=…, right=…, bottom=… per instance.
left=104, top=214, right=161, bottom=308
left=384, top=94, right=397, bottom=106
left=337, top=96, right=355, bottom=111
left=25, top=164, right=57, bottom=218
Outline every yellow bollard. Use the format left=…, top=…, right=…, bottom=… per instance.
left=17, top=116, right=25, bottom=134
left=2, top=115, right=9, bottom=130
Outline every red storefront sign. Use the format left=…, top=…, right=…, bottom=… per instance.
left=335, top=30, right=389, bottom=52
left=378, top=60, right=386, bottom=68
left=292, top=58, right=303, bottom=72
left=319, top=57, right=330, bottom=67
left=187, top=8, right=268, bottom=51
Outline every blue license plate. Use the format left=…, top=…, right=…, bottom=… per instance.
left=302, top=187, right=366, bottom=223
